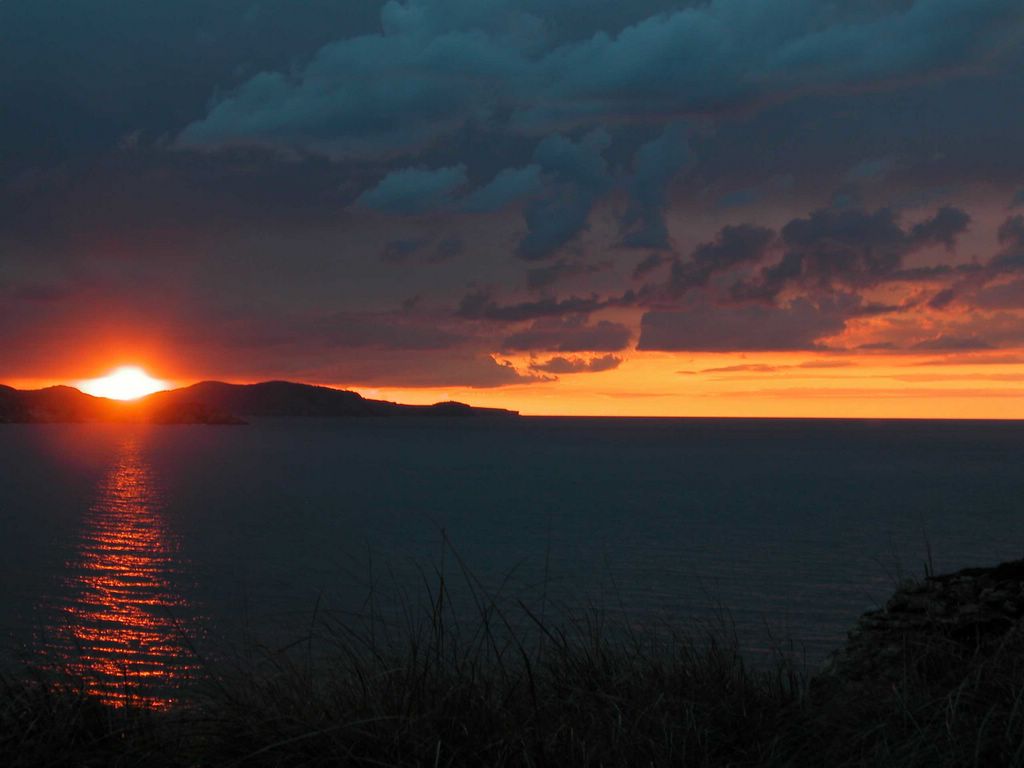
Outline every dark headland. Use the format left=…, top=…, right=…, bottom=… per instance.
left=0, top=380, right=518, bottom=424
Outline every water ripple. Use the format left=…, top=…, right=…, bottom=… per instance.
left=39, top=436, right=200, bottom=709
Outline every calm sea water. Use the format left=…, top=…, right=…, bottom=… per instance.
left=3, top=418, right=1024, bottom=705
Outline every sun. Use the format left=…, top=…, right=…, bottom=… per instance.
left=78, top=366, right=169, bottom=401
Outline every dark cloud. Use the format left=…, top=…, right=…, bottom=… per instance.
left=997, top=215, right=1024, bottom=249
left=525, top=260, right=609, bottom=290
left=526, top=0, right=1023, bottom=128
left=632, top=253, right=670, bottom=280
left=431, top=236, right=465, bottom=263
left=457, top=289, right=627, bottom=322
left=934, top=215, right=1024, bottom=308
left=714, top=175, right=795, bottom=211
left=973, top=279, right=1024, bottom=309
left=619, top=123, right=690, bottom=249
left=180, top=0, right=1024, bottom=156
left=928, top=288, right=957, bottom=309
left=307, top=352, right=552, bottom=389
left=731, top=206, right=971, bottom=301
left=516, top=129, right=612, bottom=260
left=530, top=354, right=622, bottom=374
left=313, top=311, right=466, bottom=351
left=6, top=1, right=1024, bottom=385
left=667, top=224, right=775, bottom=297
left=459, top=165, right=544, bottom=213
left=356, top=165, right=468, bottom=214
left=381, top=238, right=431, bottom=264
left=638, top=295, right=867, bottom=351
left=382, top=235, right=464, bottom=265
left=714, top=187, right=761, bottom=211
left=0, top=150, right=354, bottom=246
left=0, top=1, right=386, bottom=175
left=503, top=317, right=632, bottom=352
left=845, top=157, right=896, bottom=184
left=910, top=206, right=971, bottom=248
left=178, top=13, right=510, bottom=156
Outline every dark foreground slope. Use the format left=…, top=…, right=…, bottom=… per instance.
left=6, top=559, right=1024, bottom=767
left=0, top=381, right=517, bottom=424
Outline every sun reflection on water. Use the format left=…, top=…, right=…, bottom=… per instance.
left=42, top=436, right=200, bottom=709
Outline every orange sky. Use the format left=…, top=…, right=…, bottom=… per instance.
left=6, top=348, right=1024, bottom=419
left=349, top=351, right=1024, bottom=418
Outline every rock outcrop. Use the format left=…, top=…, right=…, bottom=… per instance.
left=817, top=560, right=1024, bottom=693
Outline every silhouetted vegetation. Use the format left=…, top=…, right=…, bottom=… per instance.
left=6, top=563, right=1024, bottom=766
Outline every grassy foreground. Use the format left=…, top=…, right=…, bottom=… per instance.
left=6, top=576, right=1024, bottom=767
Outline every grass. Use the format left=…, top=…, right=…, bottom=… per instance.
left=6, top=554, right=1024, bottom=766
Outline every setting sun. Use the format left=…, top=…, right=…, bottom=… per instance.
left=78, top=366, right=169, bottom=401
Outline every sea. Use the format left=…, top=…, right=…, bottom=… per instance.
left=2, top=417, right=1023, bottom=706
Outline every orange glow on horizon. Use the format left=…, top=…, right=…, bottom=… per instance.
left=78, top=366, right=169, bottom=401
left=7, top=349, right=1024, bottom=419
left=348, top=350, right=1024, bottom=420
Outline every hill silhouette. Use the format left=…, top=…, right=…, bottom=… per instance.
left=0, top=381, right=517, bottom=424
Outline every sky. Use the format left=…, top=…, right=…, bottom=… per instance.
left=4, top=0, right=1024, bottom=416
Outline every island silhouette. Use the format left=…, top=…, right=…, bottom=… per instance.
left=0, top=381, right=518, bottom=424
